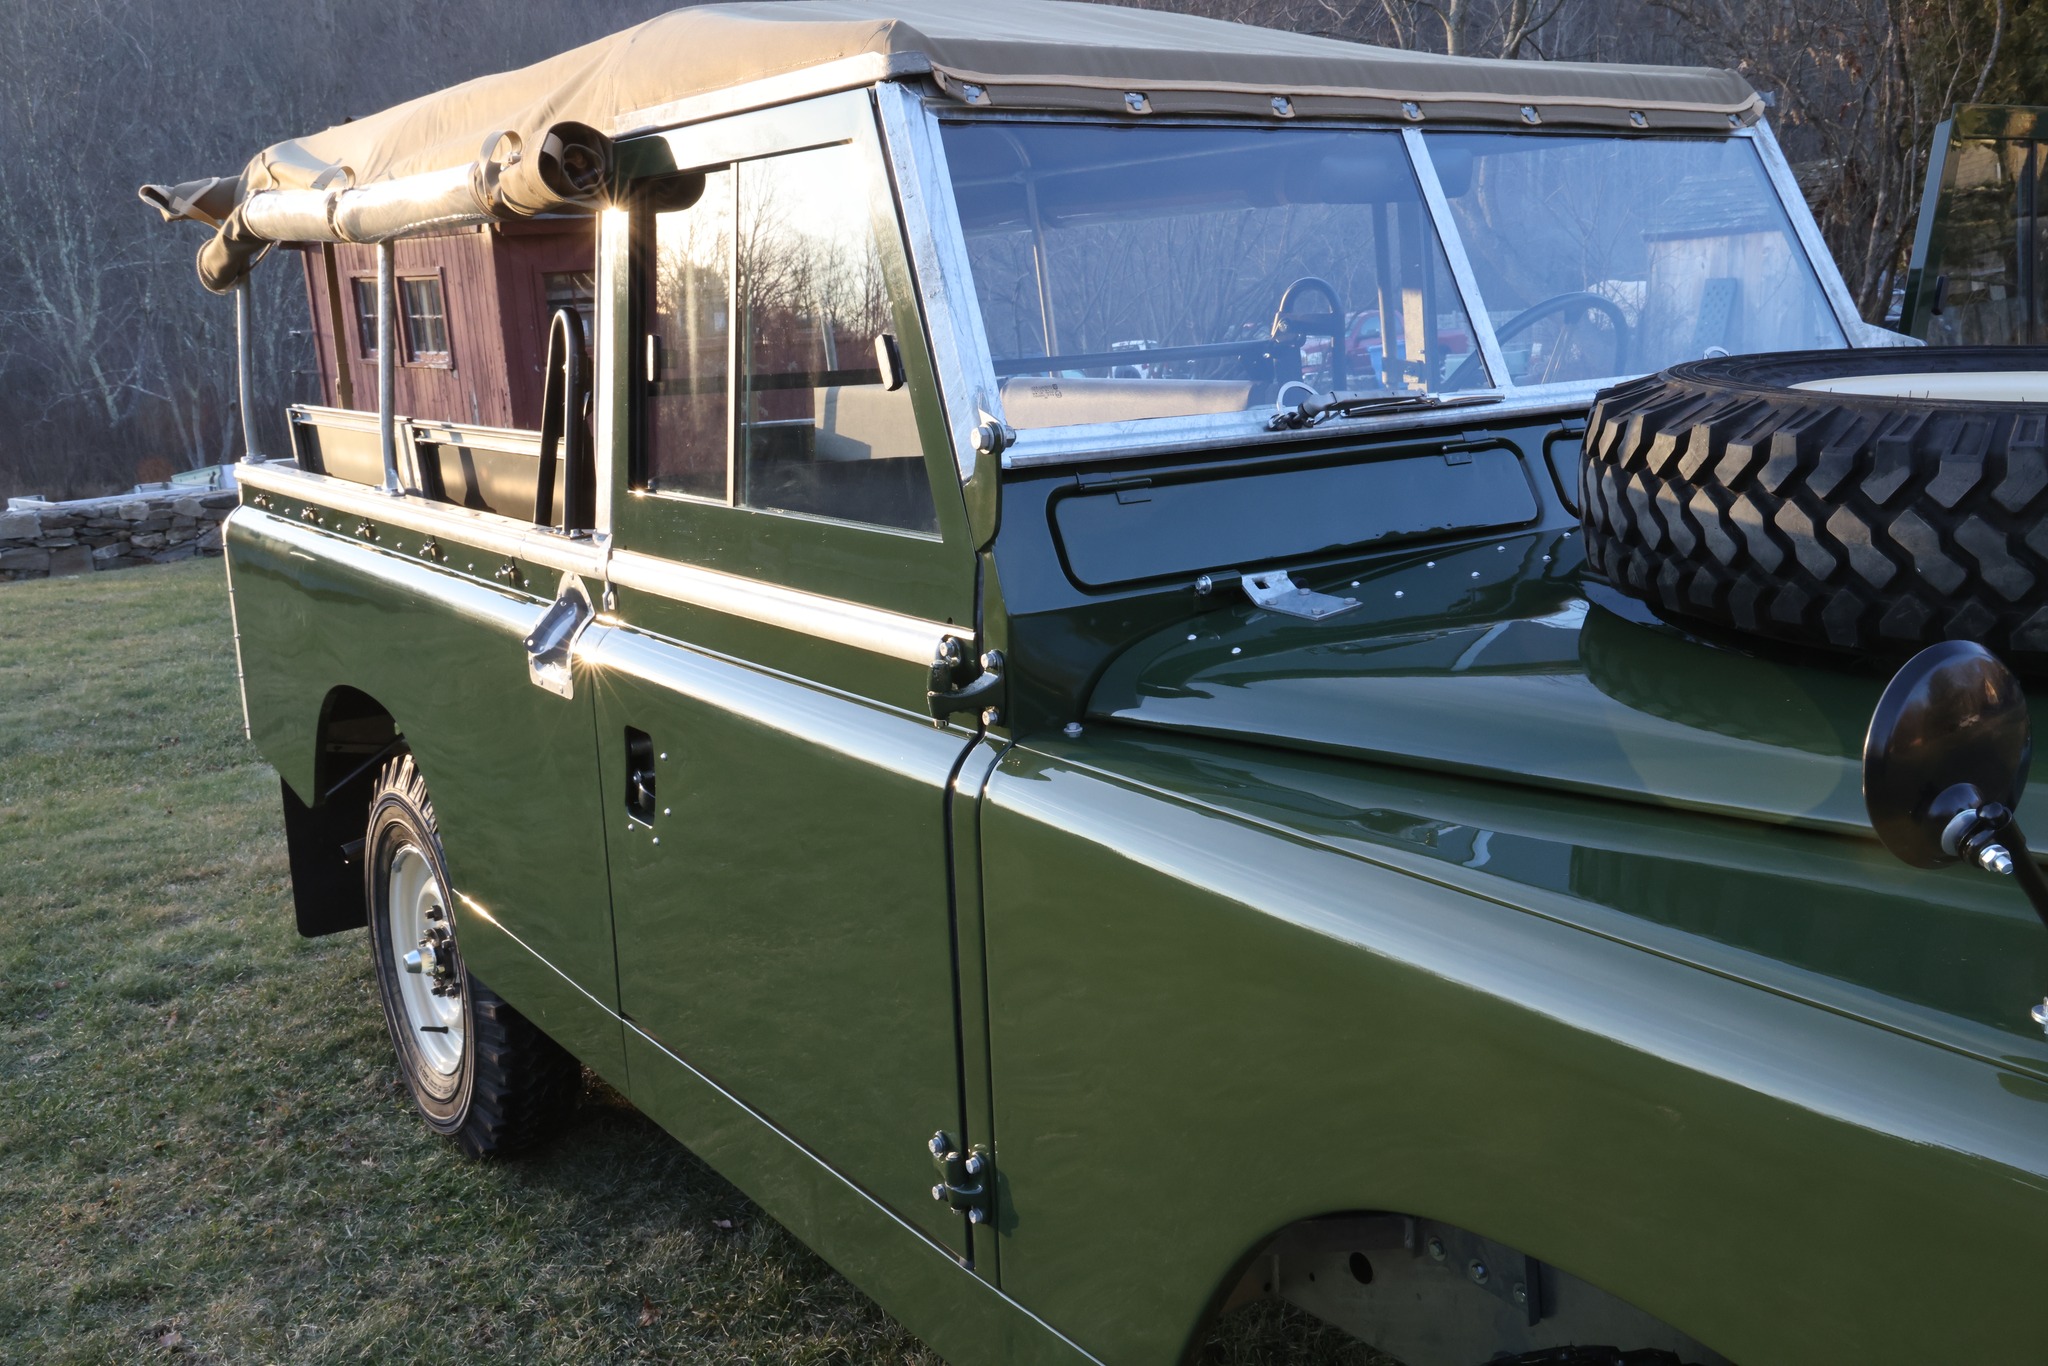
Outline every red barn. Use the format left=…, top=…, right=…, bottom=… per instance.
left=294, top=220, right=595, bottom=429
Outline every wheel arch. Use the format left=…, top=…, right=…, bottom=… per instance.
left=1185, top=1208, right=1728, bottom=1366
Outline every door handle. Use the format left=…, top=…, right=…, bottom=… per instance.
left=624, top=727, right=658, bottom=826
left=523, top=576, right=595, bottom=698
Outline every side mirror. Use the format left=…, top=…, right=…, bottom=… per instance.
left=1864, top=640, right=2048, bottom=937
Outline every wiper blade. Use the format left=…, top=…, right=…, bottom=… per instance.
left=1267, top=389, right=1503, bottom=431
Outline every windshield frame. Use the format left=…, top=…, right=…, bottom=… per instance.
left=878, top=85, right=1881, bottom=474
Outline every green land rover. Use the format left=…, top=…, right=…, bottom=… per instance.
left=140, top=3, right=2048, bottom=1363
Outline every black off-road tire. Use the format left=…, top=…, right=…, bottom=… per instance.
left=1581, top=347, right=2048, bottom=668
left=365, top=754, right=578, bottom=1158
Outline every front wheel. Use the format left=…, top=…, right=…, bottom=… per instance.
left=366, top=754, right=577, bottom=1157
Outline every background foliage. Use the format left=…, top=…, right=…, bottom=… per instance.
left=0, top=0, right=2035, bottom=501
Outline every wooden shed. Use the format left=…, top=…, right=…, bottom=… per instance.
left=294, top=219, right=596, bottom=429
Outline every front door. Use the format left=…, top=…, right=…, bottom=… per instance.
left=588, top=93, right=982, bottom=1254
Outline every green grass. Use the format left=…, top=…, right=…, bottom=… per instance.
left=0, top=558, right=1381, bottom=1365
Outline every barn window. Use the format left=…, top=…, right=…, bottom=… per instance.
left=400, top=275, right=451, bottom=365
left=350, top=278, right=381, bottom=356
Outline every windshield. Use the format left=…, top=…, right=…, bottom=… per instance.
left=941, top=122, right=1488, bottom=431
left=1426, top=132, right=1846, bottom=384
left=938, top=121, right=1848, bottom=439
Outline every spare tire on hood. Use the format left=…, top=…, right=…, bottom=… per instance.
left=1580, top=347, right=2048, bottom=668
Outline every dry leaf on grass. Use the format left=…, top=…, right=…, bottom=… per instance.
left=638, top=1294, right=660, bottom=1327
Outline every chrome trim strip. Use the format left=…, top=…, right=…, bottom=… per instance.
left=612, top=53, right=930, bottom=141
left=1743, top=121, right=1869, bottom=343
left=606, top=547, right=970, bottom=664
left=237, top=507, right=550, bottom=638
left=236, top=461, right=967, bottom=665
left=237, top=459, right=610, bottom=579
left=1405, top=125, right=1510, bottom=390
left=877, top=82, right=1002, bottom=481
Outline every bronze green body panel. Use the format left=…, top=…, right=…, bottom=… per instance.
left=585, top=621, right=977, bottom=1254
left=978, top=740, right=2048, bottom=1366
left=224, top=508, right=626, bottom=1079
left=620, top=1024, right=1095, bottom=1365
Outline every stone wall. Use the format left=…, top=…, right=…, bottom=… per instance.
left=0, top=488, right=236, bottom=582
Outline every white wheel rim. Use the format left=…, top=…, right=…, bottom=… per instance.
left=388, top=841, right=464, bottom=1077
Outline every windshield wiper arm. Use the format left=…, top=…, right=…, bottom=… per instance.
left=1267, top=388, right=1503, bottom=432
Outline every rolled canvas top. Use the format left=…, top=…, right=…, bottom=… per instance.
left=142, top=0, right=1763, bottom=289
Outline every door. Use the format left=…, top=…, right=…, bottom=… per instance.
left=588, top=94, right=983, bottom=1254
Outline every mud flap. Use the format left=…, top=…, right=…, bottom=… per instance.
left=280, top=777, right=369, bottom=937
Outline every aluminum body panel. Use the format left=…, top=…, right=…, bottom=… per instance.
left=979, top=737, right=2048, bottom=1365
left=224, top=507, right=625, bottom=1075
left=586, top=621, right=979, bottom=1255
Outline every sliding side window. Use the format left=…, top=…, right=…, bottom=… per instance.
left=639, top=145, right=935, bottom=534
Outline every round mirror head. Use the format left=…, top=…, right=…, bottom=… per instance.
left=1863, top=640, right=2031, bottom=867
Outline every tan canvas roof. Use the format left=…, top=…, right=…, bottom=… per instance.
left=143, top=0, right=1763, bottom=291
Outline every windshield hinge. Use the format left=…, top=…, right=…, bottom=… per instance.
left=927, top=1130, right=991, bottom=1224
left=1241, top=568, right=1360, bottom=621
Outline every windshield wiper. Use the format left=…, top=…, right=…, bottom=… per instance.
left=1267, top=388, right=1503, bottom=432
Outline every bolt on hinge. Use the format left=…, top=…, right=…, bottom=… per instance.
left=927, top=1131, right=991, bottom=1223
left=926, top=639, right=1004, bottom=726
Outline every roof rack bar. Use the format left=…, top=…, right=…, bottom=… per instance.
left=234, top=277, right=263, bottom=463
left=377, top=241, right=401, bottom=496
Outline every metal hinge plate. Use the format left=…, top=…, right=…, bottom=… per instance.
left=1241, top=568, right=1360, bottom=621
left=927, top=1130, right=991, bottom=1224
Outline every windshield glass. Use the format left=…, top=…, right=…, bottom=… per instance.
left=940, top=122, right=1489, bottom=432
left=1425, top=132, right=1846, bottom=385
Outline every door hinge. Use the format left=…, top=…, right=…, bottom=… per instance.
left=926, top=639, right=1005, bottom=727
left=927, top=1130, right=991, bottom=1224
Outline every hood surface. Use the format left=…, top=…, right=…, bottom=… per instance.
left=1088, top=527, right=2047, bottom=845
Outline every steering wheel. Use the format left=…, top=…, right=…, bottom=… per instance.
left=1446, top=290, right=1631, bottom=390
left=1271, top=276, right=1347, bottom=390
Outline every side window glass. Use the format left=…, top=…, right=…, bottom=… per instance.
left=645, top=168, right=734, bottom=500
left=737, top=146, right=936, bottom=534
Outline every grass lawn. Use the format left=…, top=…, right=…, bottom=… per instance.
left=0, top=556, right=1382, bottom=1365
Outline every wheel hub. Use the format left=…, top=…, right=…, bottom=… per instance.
left=387, top=841, right=465, bottom=1077
left=402, top=919, right=459, bottom=996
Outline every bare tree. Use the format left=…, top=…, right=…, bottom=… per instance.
left=0, top=0, right=669, bottom=500
left=0, top=0, right=2027, bottom=500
